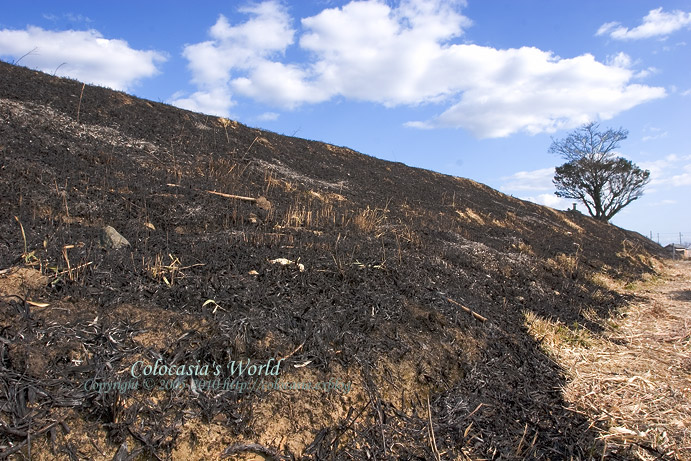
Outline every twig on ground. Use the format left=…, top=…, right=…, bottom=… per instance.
left=204, top=190, right=257, bottom=202
left=279, top=342, right=304, bottom=361
left=427, top=395, right=441, bottom=461
left=446, top=297, right=488, bottom=322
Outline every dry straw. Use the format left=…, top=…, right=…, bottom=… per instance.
left=526, top=261, right=691, bottom=460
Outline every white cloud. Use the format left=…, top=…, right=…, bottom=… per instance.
left=653, top=199, right=677, bottom=205
left=596, top=22, right=620, bottom=38
left=43, top=13, right=93, bottom=24
left=597, top=7, right=691, bottom=40
left=232, top=60, right=330, bottom=107
left=641, top=126, right=668, bottom=142
left=669, top=162, right=691, bottom=187
left=604, top=52, right=657, bottom=79
left=0, top=26, right=165, bottom=91
left=525, top=193, right=572, bottom=210
left=404, top=120, right=433, bottom=130
left=170, top=87, right=234, bottom=117
left=501, top=167, right=572, bottom=210
left=176, top=0, right=666, bottom=137
left=501, top=167, right=555, bottom=191
left=641, top=134, right=666, bottom=142
left=420, top=48, right=664, bottom=138
left=633, top=67, right=657, bottom=79
left=607, top=51, right=632, bottom=68
left=171, top=1, right=296, bottom=115
left=296, top=0, right=472, bottom=106
left=256, top=111, right=280, bottom=121
left=639, top=154, right=691, bottom=187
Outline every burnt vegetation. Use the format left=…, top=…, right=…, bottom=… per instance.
left=0, top=61, right=667, bottom=460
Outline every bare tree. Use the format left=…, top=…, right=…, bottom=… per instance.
left=551, top=122, right=650, bottom=222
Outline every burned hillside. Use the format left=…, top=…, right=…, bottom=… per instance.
left=0, top=61, right=666, bottom=460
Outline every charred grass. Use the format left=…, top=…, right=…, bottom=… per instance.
left=0, top=61, right=675, bottom=460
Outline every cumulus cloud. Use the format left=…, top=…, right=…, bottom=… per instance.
left=176, top=0, right=666, bottom=136
left=297, top=0, right=472, bottom=106
left=171, top=1, right=296, bottom=115
left=0, top=26, right=165, bottom=91
left=605, top=53, right=657, bottom=79
left=170, top=87, right=234, bottom=117
left=597, top=7, right=691, bottom=40
left=500, top=167, right=555, bottom=191
left=606, top=51, right=633, bottom=68
left=418, top=48, right=664, bottom=138
left=500, top=167, right=573, bottom=209
left=639, top=154, right=691, bottom=187
left=525, top=193, right=572, bottom=210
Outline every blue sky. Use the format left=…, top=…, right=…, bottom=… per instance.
left=2, top=1, right=690, bottom=245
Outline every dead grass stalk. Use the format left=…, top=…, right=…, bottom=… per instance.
left=526, top=262, right=691, bottom=460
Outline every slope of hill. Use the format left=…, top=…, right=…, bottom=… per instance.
left=0, top=61, right=665, bottom=459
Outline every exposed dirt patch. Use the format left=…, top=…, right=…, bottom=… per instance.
left=0, top=267, right=47, bottom=300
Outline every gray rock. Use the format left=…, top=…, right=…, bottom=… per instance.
left=101, top=226, right=130, bottom=250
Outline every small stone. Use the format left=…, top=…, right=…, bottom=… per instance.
left=100, top=226, right=130, bottom=250
left=255, top=196, right=271, bottom=210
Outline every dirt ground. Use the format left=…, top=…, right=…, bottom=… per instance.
left=527, top=260, right=691, bottom=460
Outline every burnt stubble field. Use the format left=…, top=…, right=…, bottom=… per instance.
left=0, top=62, right=670, bottom=460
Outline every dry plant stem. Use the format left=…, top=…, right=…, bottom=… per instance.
left=76, top=83, right=85, bottom=124
left=218, top=117, right=231, bottom=143
left=166, top=183, right=260, bottom=203
left=62, top=182, right=69, bottom=217
left=55, top=261, right=92, bottom=277
left=329, top=401, right=371, bottom=452
left=427, top=396, right=441, bottom=461
left=278, top=342, right=304, bottom=361
left=204, top=190, right=257, bottom=202
left=13, top=216, right=27, bottom=256
left=516, top=423, right=528, bottom=456
left=240, top=136, right=259, bottom=161
left=446, top=297, right=488, bottom=322
left=62, top=245, right=72, bottom=280
left=13, top=47, right=37, bottom=66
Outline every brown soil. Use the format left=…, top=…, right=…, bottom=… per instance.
left=0, top=60, right=674, bottom=460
